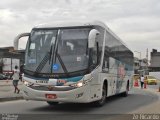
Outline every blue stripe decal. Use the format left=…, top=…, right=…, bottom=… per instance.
left=65, top=76, right=83, bottom=82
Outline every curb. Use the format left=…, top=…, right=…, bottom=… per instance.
left=0, top=96, right=24, bottom=102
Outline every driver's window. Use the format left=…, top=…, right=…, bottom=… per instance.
left=28, top=42, right=36, bottom=56
left=92, top=44, right=98, bottom=65
left=102, top=50, right=109, bottom=72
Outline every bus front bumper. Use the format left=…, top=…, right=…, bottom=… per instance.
left=22, top=84, right=92, bottom=103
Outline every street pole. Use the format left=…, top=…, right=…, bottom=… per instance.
left=134, top=51, right=142, bottom=75
left=134, top=51, right=141, bottom=60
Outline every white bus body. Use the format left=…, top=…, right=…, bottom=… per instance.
left=14, top=21, right=134, bottom=106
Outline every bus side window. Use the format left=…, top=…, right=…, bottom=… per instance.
left=102, top=51, right=109, bottom=73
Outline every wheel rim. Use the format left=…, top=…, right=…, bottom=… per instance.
left=126, top=84, right=129, bottom=95
left=99, top=86, right=106, bottom=104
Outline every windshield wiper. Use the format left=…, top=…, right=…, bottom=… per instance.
left=35, top=43, right=54, bottom=73
left=49, top=44, right=53, bottom=64
left=51, top=30, right=70, bottom=77
left=35, top=52, right=50, bottom=73
left=56, top=53, right=69, bottom=77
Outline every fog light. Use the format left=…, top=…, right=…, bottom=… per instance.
left=76, top=93, right=83, bottom=98
left=70, top=81, right=83, bottom=88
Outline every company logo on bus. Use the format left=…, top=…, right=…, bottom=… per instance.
left=52, top=64, right=59, bottom=71
left=35, top=80, right=48, bottom=84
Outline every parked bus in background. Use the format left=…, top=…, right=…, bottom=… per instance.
left=14, top=21, right=134, bottom=106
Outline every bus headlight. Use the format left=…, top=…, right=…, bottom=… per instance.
left=70, top=78, right=92, bottom=88
left=77, top=82, right=83, bottom=87
left=70, top=81, right=83, bottom=88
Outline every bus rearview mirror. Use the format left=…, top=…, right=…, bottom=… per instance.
left=88, top=29, right=100, bottom=48
left=14, top=33, right=30, bottom=50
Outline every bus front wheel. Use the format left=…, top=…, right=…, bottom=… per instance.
left=94, top=84, right=107, bottom=107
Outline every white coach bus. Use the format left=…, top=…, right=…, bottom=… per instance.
left=14, top=21, right=134, bottom=106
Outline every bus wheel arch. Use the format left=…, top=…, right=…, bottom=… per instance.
left=94, top=79, right=108, bottom=107
left=104, top=80, right=108, bottom=97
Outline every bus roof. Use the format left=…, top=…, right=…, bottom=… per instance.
left=34, top=21, right=132, bottom=53
left=34, top=21, right=107, bottom=29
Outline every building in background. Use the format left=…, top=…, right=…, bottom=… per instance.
left=0, top=46, right=25, bottom=74
left=134, top=57, right=148, bottom=75
left=134, top=57, right=140, bottom=74
left=150, top=49, right=160, bottom=71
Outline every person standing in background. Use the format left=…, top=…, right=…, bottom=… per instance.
left=12, top=65, right=20, bottom=94
left=140, top=75, right=144, bottom=89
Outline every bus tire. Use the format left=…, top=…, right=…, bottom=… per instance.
left=47, top=101, right=59, bottom=106
left=94, top=84, right=107, bottom=107
left=121, top=82, right=129, bottom=97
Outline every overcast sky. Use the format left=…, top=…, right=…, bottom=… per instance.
left=0, top=0, right=160, bottom=59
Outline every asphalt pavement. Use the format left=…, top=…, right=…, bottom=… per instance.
left=0, top=80, right=23, bottom=102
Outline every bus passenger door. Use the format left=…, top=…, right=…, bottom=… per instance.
left=108, top=57, right=117, bottom=95
left=102, top=57, right=117, bottom=96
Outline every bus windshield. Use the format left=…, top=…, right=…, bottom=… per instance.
left=24, top=27, right=91, bottom=78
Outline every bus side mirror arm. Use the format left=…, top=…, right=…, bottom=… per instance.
left=14, top=33, right=30, bottom=50
left=88, top=29, right=100, bottom=48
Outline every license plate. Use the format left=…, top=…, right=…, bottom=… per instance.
left=45, top=94, right=57, bottom=99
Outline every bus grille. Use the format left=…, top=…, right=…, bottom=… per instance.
left=29, top=85, right=75, bottom=91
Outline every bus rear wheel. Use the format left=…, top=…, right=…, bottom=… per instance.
left=121, top=82, right=129, bottom=97
left=47, top=101, right=59, bottom=106
left=94, top=84, right=106, bottom=107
